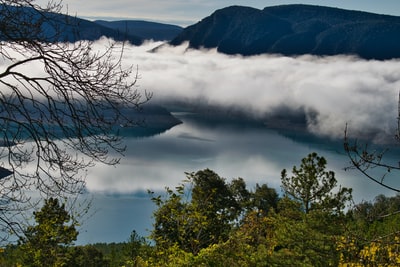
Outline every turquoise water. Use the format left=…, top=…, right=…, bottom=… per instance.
left=77, top=113, right=400, bottom=244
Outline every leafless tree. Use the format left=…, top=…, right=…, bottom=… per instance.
left=344, top=92, right=400, bottom=193
left=0, top=0, right=150, bottom=241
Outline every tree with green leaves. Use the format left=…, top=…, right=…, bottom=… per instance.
left=149, top=169, right=283, bottom=265
left=189, top=169, right=242, bottom=241
left=341, top=93, right=400, bottom=266
left=150, top=169, right=251, bottom=256
left=19, top=197, right=78, bottom=266
left=338, top=194, right=400, bottom=266
left=122, top=230, right=151, bottom=266
left=251, top=183, right=279, bottom=216
left=67, top=245, right=110, bottom=267
left=281, top=152, right=352, bottom=214
left=276, top=152, right=353, bottom=266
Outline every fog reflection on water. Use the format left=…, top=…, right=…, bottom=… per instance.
left=78, top=114, right=400, bottom=244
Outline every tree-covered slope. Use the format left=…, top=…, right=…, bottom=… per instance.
left=0, top=4, right=142, bottom=44
left=170, top=4, right=400, bottom=59
left=94, top=20, right=183, bottom=41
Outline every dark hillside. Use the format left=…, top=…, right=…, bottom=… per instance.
left=94, top=20, right=183, bottom=41
left=52, top=16, right=143, bottom=44
left=170, top=4, right=400, bottom=59
left=0, top=4, right=142, bottom=44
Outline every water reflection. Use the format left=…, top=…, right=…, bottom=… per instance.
left=78, top=113, right=400, bottom=244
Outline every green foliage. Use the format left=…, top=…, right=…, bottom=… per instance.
left=7, top=153, right=400, bottom=266
left=85, top=231, right=151, bottom=267
left=148, top=161, right=351, bottom=266
left=125, top=230, right=149, bottom=260
left=67, top=245, right=110, bottom=267
left=150, top=169, right=253, bottom=254
left=151, top=186, right=206, bottom=254
left=19, top=197, right=78, bottom=266
left=229, top=178, right=251, bottom=206
left=274, top=153, right=354, bottom=266
left=251, top=183, right=279, bottom=216
left=188, top=169, right=241, bottom=245
left=270, top=210, right=341, bottom=266
left=146, top=243, right=194, bottom=267
left=281, top=152, right=352, bottom=214
left=338, top=194, right=400, bottom=266
left=0, top=244, right=24, bottom=266
left=150, top=169, right=280, bottom=255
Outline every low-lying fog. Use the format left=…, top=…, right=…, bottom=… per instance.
left=82, top=39, right=400, bottom=197
left=2, top=39, right=399, bottom=198
left=124, top=40, right=400, bottom=141
left=79, top=40, right=400, bottom=244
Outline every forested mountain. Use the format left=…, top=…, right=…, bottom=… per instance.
left=170, top=4, right=400, bottom=59
left=0, top=4, right=142, bottom=44
left=8, top=3, right=400, bottom=59
left=94, top=20, right=183, bottom=41
left=52, top=16, right=144, bottom=44
left=0, top=4, right=183, bottom=44
left=52, top=17, right=143, bottom=44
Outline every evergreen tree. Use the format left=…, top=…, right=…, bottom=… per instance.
left=281, top=152, right=352, bottom=214
left=19, top=198, right=78, bottom=266
left=276, top=153, right=353, bottom=266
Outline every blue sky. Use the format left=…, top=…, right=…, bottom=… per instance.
left=36, top=0, right=400, bottom=26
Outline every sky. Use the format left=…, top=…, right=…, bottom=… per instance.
left=35, top=0, right=400, bottom=26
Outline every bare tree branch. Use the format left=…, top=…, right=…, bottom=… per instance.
left=0, top=0, right=150, bottom=240
left=344, top=101, right=400, bottom=193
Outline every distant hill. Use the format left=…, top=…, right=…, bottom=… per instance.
left=94, top=20, right=183, bottom=41
left=4, top=5, right=184, bottom=44
left=49, top=16, right=143, bottom=44
left=170, top=5, right=400, bottom=60
left=56, top=17, right=143, bottom=44
left=0, top=4, right=142, bottom=44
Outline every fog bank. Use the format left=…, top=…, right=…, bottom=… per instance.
left=123, top=41, right=400, bottom=143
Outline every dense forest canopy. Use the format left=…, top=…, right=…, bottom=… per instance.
left=2, top=153, right=400, bottom=266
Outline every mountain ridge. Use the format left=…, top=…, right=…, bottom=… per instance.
left=0, top=4, right=183, bottom=44
left=94, top=20, right=183, bottom=41
left=170, top=4, right=400, bottom=59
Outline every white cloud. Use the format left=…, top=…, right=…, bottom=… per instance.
left=123, top=41, right=400, bottom=142
left=85, top=119, right=309, bottom=194
left=1, top=39, right=397, bottom=199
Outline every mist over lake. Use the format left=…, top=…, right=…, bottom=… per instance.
left=78, top=113, right=400, bottom=244
left=31, top=40, right=396, bottom=244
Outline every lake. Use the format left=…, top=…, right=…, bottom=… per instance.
left=76, top=111, right=400, bottom=244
